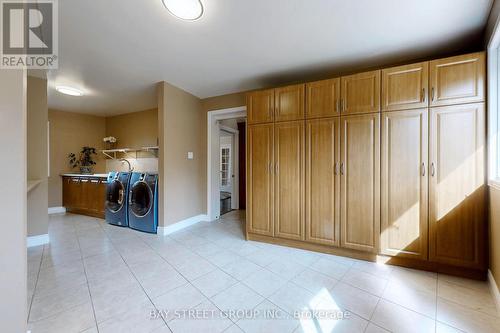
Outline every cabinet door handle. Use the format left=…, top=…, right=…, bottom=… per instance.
left=340, top=162, right=345, bottom=175
left=431, top=162, right=436, bottom=177
left=421, top=162, right=426, bottom=176
left=431, top=87, right=435, bottom=101
left=422, top=88, right=426, bottom=102
left=336, top=100, right=340, bottom=113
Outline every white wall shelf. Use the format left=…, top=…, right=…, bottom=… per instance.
left=101, top=146, right=159, bottom=160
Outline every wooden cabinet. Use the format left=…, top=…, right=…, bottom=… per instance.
left=247, top=84, right=305, bottom=124
left=340, top=113, right=380, bottom=253
left=247, top=124, right=274, bottom=236
left=305, top=118, right=340, bottom=246
left=429, top=103, right=486, bottom=269
left=430, top=52, right=485, bottom=107
left=341, top=70, right=381, bottom=115
left=247, top=89, right=274, bottom=125
left=274, top=121, right=304, bottom=240
left=246, top=52, right=487, bottom=277
left=382, top=62, right=429, bottom=111
left=275, top=84, right=305, bottom=122
left=306, top=78, right=340, bottom=118
left=381, top=109, right=428, bottom=260
left=63, top=176, right=106, bottom=218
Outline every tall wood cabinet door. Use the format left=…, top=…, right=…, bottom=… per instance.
left=341, top=70, right=381, bottom=115
left=381, top=109, right=428, bottom=259
left=274, top=121, right=305, bottom=240
left=382, top=62, right=429, bottom=111
left=340, top=114, right=380, bottom=253
left=247, top=89, right=274, bottom=125
left=305, top=118, right=340, bottom=246
left=429, top=103, right=486, bottom=269
left=275, top=84, right=305, bottom=122
left=247, top=124, right=274, bottom=236
left=430, top=52, right=485, bottom=107
left=306, top=78, right=340, bottom=119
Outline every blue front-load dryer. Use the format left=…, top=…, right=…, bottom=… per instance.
left=128, top=172, right=158, bottom=234
left=105, top=172, right=131, bottom=227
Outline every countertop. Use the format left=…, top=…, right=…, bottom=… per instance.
left=61, top=173, right=108, bottom=178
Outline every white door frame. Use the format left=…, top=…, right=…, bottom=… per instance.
left=207, top=106, right=246, bottom=221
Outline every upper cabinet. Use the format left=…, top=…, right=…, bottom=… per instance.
left=247, top=89, right=275, bottom=125
left=430, top=52, right=485, bottom=107
left=382, top=62, right=429, bottom=111
left=306, top=78, right=340, bottom=118
left=341, top=70, right=381, bottom=115
left=247, top=84, right=305, bottom=124
left=275, top=84, right=305, bottom=122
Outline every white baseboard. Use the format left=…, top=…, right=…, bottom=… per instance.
left=488, top=270, right=500, bottom=316
left=48, top=206, right=66, bottom=215
left=27, top=234, right=49, bottom=248
left=158, top=214, right=210, bottom=236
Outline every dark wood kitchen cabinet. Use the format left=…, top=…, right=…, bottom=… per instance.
left=62, top=176, right=107, bottom=218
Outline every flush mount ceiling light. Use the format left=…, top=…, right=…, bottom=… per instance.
left=162, top=0, right=204, bottom=21
left=56, top=86, right=83, bottom=96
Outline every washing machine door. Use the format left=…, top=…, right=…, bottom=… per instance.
left=130, top=181, right=153, bottom=217
left=106, top=180, right=125, bottom=212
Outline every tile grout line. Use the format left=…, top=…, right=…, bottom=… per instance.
left=75, top=219, right=102, bottom=333
left=27, top=244, right=45, bottom=322
left=435, top=274, right=438, bottom=332
left=139, top=217, right=273, bottom=326
left=109, top=228, right=202, bottom=331
left=136, top=230, right=235, bottom=327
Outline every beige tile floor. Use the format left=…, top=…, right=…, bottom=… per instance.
left=27, top=211, right=500, bottom=333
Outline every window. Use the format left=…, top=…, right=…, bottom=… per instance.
left=488, top=47, right=500, bottom=185
left=220, top=145, right=231, bottom=187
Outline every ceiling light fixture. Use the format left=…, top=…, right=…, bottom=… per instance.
left=56, top=86, right=83, bottom=96
left=162, top=0, right=204, bottom=21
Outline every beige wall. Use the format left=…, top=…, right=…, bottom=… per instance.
left=27, top=76, right=49, bottom=237
left=201, top=92, right=246, bottom=112
left=48, top=110, right=106, bottom=207
left=48, top=108, right=159, bottom=207
left=0, top=70, right=27, bottom=333
left=159, top=82, right=205, bottom=226
left=105, top=108, right=158, bottom=148
left=489, top=185, right=500, bottom=288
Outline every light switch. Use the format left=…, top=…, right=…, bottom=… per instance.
left=187, top=152, right=194, bottom=160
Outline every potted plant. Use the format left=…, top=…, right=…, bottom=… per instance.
left=68, top=146, right=97, bottom=174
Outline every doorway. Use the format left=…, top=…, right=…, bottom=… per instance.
left=207, top=106, right=246, bottom=221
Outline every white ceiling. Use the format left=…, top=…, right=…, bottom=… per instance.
left=47, top=0, right=493, bottom=116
